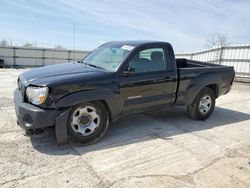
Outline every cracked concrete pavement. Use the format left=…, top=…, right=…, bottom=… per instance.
left=0, top=68, right=250, bottom=188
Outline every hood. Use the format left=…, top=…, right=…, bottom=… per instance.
left=20, top=62, right=105, bottom=86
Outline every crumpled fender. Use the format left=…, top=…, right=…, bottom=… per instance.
left=55, top=89, right=122, bottom=122
left=53, top=89, right=123, bottom=145
left=55, top=110, right=70, bottom=145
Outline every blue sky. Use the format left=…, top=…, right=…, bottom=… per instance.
left=0, top=0, right=249, bottom=52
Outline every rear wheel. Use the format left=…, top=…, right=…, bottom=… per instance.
left=187, top=87, right=215, bottom=120
left=68, top=102, right=109, bottom=144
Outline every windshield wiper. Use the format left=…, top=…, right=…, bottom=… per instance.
left=82, top=62, right=105, bottom=70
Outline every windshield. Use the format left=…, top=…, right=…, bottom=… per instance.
left=83, top=43, right=133, bottom=71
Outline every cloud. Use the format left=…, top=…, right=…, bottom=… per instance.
left=0, top=0, right=249, bottom=51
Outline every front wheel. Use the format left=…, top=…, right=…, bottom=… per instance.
left=187, top=87, right=215, bottom=120
left=67, top=102, right=109, bottom=144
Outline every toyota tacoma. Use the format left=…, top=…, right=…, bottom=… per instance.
left=14, top=41, right=235, bottom=144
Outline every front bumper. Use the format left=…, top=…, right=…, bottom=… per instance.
left=14, top=89, right=62, bottom=130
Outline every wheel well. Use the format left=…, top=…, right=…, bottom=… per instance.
left=205, top=84, right=218, bottom=98
left=96, top=100, right=112, bottom=122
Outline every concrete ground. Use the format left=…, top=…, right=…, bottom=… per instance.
left=0, top=68, right=250, bottom=188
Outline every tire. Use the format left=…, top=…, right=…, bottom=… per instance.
left=187, top=87, right=215, bottom=120
left=67, top=101, right=109, bottom=144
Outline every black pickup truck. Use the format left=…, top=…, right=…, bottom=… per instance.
left=14, top=41, right=235, bottom=144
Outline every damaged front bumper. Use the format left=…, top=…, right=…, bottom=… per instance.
left=14, top=89, right=69, bottom=144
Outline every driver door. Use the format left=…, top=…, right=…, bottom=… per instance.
left=119, top=47, right=175, bottom=111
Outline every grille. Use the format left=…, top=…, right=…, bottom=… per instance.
left=18, top=79, right=22, bottom=90
left=18, top=79, right=26, bottom=101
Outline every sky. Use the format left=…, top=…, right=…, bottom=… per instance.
left=0, top=0, right=250, bottom=52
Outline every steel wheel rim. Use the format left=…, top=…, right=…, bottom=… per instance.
left=199, top=95, right=212, bottom=115
left=70, top=105, right=100, bottom=136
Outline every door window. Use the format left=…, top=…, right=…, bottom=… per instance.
left=129, top=48, right=166, bottom=73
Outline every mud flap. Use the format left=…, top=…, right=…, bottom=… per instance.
left=55, top=110, right=69, bottom=145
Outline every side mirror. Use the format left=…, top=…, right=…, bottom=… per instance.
left=123, top=67, right=135, bottom=76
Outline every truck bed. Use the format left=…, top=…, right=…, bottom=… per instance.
left=175, top=58, right=235, bottom=105
left=176, top=58, right=222, bottom=68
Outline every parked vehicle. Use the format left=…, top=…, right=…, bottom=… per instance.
left=14, top=41, right=235, bottom=144
left=0, top=59, right=4, bottom=68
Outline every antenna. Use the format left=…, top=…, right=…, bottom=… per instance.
left=73, top=23, right=75, bottom=62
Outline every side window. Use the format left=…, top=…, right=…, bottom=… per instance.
left=129, top=48, right=166, bottom=73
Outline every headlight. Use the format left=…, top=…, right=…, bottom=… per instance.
left=26, top=86, right=48, bottom=105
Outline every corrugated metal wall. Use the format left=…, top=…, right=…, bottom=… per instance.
left=0, top=46, right=89, bottom=67
left=0, top=45, right=250, bottom=78
left=176, top=45, right=250, bottom=78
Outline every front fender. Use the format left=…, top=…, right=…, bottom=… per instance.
left=54, top=89, right=122, bottom=121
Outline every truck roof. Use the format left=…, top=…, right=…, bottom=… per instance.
left=107, top=40, right=170, bottom=47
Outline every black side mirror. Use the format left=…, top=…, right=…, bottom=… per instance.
left=123, top=67, right=135, bottom=76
